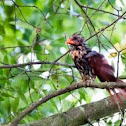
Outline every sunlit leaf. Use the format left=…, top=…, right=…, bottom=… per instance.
left=17, top=90, right=28, bottom=105
left=108, top=52, right=117, bottom=58
left=10, top=21, right=34, bottom=30
left=11, top=97, right=19, bottom=113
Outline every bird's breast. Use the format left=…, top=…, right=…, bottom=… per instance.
left=71, top=49, right=88, bottom=73
left=71, top=50, right=81, bottom=60
left=71, top=48, right=86, bottom=60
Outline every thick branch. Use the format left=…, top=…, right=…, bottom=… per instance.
left=10, top=81, right=126, bottom=126
left=20, top=94, right=126, bottom=126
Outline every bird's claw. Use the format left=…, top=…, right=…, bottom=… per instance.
left=85, top=79, right=93, bottom=86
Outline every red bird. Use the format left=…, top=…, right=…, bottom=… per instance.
left=66, top=33, right=125, bottom=102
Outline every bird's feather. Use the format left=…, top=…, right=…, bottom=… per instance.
left=86, top=51, right=117, bottom=82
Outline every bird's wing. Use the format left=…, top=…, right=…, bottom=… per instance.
left=86, top=51, right=117, bottom=82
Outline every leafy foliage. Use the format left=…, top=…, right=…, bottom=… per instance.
left=0, top=0, right=126, bottom=125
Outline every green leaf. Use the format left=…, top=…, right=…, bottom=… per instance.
left=17, top=90, right=28, bottom=105
left=0, top=96, right=4, bottom=101
left=21, top=0, right=35, bottom=4
left=114, top=120, right=121, bottom=126
left=2, top=93, right=14, bottom=98
left=60, top=93, right=71, bottom=100
left=4, top=99, right=11, bottom=114
left=79, top=89, right=91, bottom=103
left=10, top=21, right=34, bottom=30
left=50, top=99, right=58, bottom=112
left=11, top=97, right=19, bottom=113
left=0, top=103, right=7, bottom=117
left=0, top=24, right=5, bottom=35
left=106, top=0, right=116, bottom=7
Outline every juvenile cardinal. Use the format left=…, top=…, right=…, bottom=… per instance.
left=66, top=33, right=125, bottom=102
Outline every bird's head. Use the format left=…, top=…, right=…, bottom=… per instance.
left=66, top=34, right=85, bottom=46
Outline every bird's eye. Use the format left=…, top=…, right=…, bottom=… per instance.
left=74, top=37, right=77, bottom=40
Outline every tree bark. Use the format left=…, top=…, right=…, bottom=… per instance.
left=11, top=81, right=126, bottom=126
left=20, top=94, right=126, bottom=126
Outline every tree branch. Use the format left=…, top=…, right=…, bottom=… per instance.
left=20, top=94, right=126, bottom=126
left=81, top=5, right=126, bottom=19
left=10, top=81, right=126, bottom=126
left=0, top=61, right=75, bottom=69
left=85, top=11, right=126, bottom=42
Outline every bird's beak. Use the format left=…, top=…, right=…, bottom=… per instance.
left=66, top=38, right=75, bottom=45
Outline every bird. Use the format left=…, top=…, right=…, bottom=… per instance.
left=66, top=33, right=126, bottom=103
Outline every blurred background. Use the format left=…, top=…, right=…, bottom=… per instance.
left=0, top=0, right=126, bottom=125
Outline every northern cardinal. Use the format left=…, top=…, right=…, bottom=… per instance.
left=66, top=33, right=125, bottom=102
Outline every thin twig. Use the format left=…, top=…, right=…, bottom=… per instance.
left=0, top=61, right=75, bottom=69
left=84, top=11, right=126, bottom=42
left=48, top=50, right=71, bottom=78
left=81, top=5, right=126, bottom=19
left=74, top=0, right=104, bottom=52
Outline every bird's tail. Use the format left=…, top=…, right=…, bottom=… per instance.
left=107, top=79, right=126, bottom=103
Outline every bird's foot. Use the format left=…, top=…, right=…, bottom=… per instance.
left=85, top=79, right=93, bottom=86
